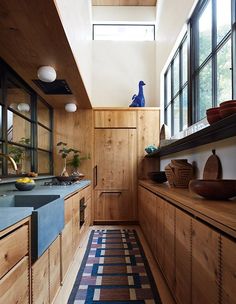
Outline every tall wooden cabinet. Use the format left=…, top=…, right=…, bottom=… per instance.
left=93, top=108, right=160, bottom=223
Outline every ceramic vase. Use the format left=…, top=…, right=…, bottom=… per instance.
left=165, top=159, right=193, bottom=188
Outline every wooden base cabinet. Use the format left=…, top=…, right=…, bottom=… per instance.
left=0, top=218, right=30, bottom=304
left=138, top=185, right=236, bottom=304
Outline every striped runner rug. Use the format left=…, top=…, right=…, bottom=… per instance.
left=68, top=229, right=162, bottom=303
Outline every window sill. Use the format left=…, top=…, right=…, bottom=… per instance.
left=145, top=113, right=236, bottom=158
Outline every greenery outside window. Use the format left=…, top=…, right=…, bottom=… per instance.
left=0, top=59, right=53, bottom=176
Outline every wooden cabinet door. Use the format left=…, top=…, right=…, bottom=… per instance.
left=155, top=196, right=165, bottom=270
left=94, top=190, right=134, bottom=221
left=192, top=219, right=220, bottom=304
left=64, top=196, right=73, bottom=225
left=72, top=192, right=81, bottom=252
left=163, top=202, right=175, bottom=292
left=221, top=236, right=236, bottom=304
left=49, top=237, right=61, bottom=303
left=138, top=187, right=156, bottom=253
left=61, top=221, right=73, bottom=281
left=32, top=251, right=49, bottom=304
left=0, top=256, right=29, bottom=304
left=138, top=186, right=146, bottom=236
left=175, top=209, right=191, bottom=304
left=94, top=110, right=136, bottom=128
left=94, top=129, right=136, bottom=190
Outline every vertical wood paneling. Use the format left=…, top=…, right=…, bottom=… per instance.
left=54, top=109, right=93, bottom=179
left=192, top=219, right=220, bottom=304
left=155, top=195, right=165, bottom=269
left=175, top=209, right=192, bottom=304
left=221, top=236, right=236, bottom=304
left=163, top=202, right=175, bottom=292
left=137, top=109, right=160, bottom=179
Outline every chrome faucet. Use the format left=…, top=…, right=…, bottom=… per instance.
left=0, top=153, right=18, bottom=173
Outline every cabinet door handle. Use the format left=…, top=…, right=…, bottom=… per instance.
left=94, top=165, right=98, bottom=188
left=100, top=191, right=122, bottom=196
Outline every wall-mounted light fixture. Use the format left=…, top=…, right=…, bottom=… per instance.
left=37, top=66, right=57, bottom=82
left=17, top=103, right=30, bottom=112
left=65, top=103, right=77, bottom=112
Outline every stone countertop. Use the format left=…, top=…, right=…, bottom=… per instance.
left=0, top=180, right=91, bottom=232
left=0, top=207, right=33, bottom=231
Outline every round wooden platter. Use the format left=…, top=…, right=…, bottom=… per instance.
left=203, top=149, right=222, bottom=179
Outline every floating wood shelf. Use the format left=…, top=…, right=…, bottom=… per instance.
left=145, top=113, right=236, bottom=158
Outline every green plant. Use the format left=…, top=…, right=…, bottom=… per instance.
left=68, top=152, right=90, bottom=170
left=56, top=142, right=79, bottom=159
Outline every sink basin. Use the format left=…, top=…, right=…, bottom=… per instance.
left=0, top=195, right=64, bottom=261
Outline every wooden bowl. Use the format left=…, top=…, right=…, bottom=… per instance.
left=219, top=106, right=236, bottom=118
left=206, top=107, right=221, bottom=125
left=189, top=179, right=236, bottom=200
left=148, top=171, right=167, bottom=183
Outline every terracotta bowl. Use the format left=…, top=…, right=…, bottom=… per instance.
left=219, top=106, right=236, bottom=118
left=206, top=107, right=221, bottom=125
left=148, top=171, right=167, bottom=183
left=189, top=179, right=236, bottom=200
left=220, top=100, right=236, bottom=107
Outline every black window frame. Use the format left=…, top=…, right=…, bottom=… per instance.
left=0, top=59, right=53, bottom=177
left=164, top=0, right=236, bottom=134
left=164, top=34, right=188, bottom=136
left=92, top=24, right=156, bottom=41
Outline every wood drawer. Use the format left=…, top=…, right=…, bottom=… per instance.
left=94, top=190, right=135, bottom=221
left=94, top=110, right=136, bottom=128
left=64, top=196, right=73, bottom=224
left=0, top=256, right=29, bottom=303
left=0, top=224, right=28, bottom=279
left=49, top=237, right=61, bottom=303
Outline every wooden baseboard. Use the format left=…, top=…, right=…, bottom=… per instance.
left=93, top=221, right=139, bottom=225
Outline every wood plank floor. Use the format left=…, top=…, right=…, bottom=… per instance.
left=54, top=226, right=175, bottom=304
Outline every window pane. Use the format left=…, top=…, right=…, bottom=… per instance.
left=182, top=87, right=188, bottom=130
left=166, top=70, right=171, bottom=103
left=217, top=0, right=231, bottom=43
left=173, top=96, right=180, bottom=135
left=166, top=105, right=172, bottom=131
left=217, top=39, right=232, bottom=104
left=38, top=125, right=51, bottom=151
left=7, top=110, right=31, bottom=145
left=198, top=1, right=212, bottom=65
left=7, top=79, right=31, bottom=119
left=0, top=142, right=3, bottom=175
left=198, top=61, right=212, bottom=120
left=0, top=106, right=2, bottom=139
left=38, top=99, right=51, bottom=128
left=93, top=25, right=155, bottom=41
left=182, top=40, right=188, bottom=85
left=8, top=144, right=31, bottom=175
left=173, top=53, right=180, bottom=95
left=38, top=151, right=51, bottom=174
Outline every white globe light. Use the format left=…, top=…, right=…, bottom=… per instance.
left=65, top=103, right=77, bottom=112
left=37, top=66, right=56, bottom=82
left=17, top=103, right=30, bottom=112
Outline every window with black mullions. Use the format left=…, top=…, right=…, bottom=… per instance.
left=164, top=35, right=188, bottom=136
left=191, top=0, right=232, bottom=122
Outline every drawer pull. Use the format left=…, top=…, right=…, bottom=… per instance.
left=100, top=191, right=122, bottom=196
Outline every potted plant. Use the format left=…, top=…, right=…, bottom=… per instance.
left=68, top=151, right=90, bottom=178
left=56, top=142, right=78, bottom=176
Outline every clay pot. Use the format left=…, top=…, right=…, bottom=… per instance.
left=165, top=159, right=193, bottom=188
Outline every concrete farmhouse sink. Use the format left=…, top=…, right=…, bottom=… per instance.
left=0, top=195, right=64, bottom=261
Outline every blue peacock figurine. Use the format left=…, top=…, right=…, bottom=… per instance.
left=129, top=80, right=146, bottom=107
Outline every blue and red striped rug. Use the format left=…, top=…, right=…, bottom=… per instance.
left=68, top=229, right=162, bottom=303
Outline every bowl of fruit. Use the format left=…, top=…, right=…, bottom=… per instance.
left=15, top=177, right=36, bottom=191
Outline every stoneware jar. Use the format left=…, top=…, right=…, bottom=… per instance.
left=165, top=159, right=193, bottom=188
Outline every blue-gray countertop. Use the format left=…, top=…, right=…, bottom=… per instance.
left=0, top=180, right=91, bottom=232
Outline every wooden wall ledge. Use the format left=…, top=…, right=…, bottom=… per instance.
left=139, top=180, right=236, bottom=239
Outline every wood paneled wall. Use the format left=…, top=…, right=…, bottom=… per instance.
left=53, top=109, right=93, bottom=179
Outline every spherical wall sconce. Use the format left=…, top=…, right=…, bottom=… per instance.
left=17, top=103, right=30, bottom=112
left=37, top=66, right=57, bottom=82
left=65, top=103, right=77, bottom=112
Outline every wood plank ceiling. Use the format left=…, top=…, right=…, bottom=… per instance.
left=0, top=0, right=92, bottom=109
left=93, top=0, right=157, bottom=6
